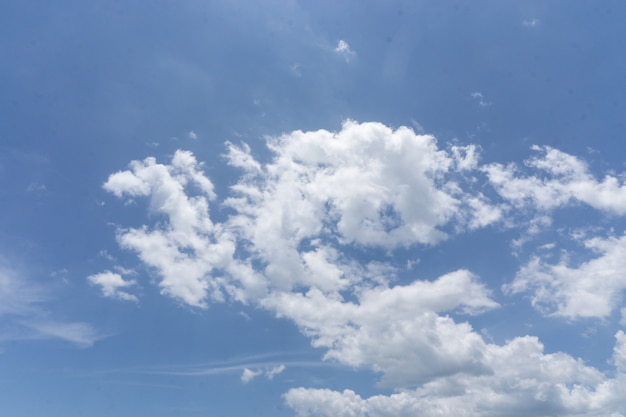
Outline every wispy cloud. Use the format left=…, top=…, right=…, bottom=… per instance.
left=21, top=320, right=103, bottom=348
left=523, top=18, right=540, bottom=27
left=471, top=91, right=492, bottom=108
left=0, top=263, right=102, bottom=348
left=266, top=364, right=285, bottom=380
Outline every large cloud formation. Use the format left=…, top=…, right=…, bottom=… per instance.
left=97, top=121, right=626, bottom=416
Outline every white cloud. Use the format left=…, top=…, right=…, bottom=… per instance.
left=188, top=131, right=198, bottom=140
left=88, top=271, right=138, bottom=302
left=263, top=270, right=497, bottom=387
left=505, top=233, right=626, bottom=319
left=285, top=332, right=626, bottom=417
left=241, top=364, right=286, bottom=383
left=103, top=150, right=247, bottom=308
left=101, top=122, right=503, bottom=311
left=99, top=121, right=626, bottom=417
left=484, top=146, right=626, bottom=215
left=334, top=40, right=356, bottom=62
left=241, top=368, right=262, bottom=383
left=266, top=364, right=286, bottom=379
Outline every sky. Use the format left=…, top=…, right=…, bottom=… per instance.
left=1, top=1, right=626, bottom=416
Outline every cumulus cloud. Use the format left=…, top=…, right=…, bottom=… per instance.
left=88, top=271, right=138, bottom=302
left=98, top=121, right=626, bottom=417
left=103, top=150, right=246, bottom=308
left=484, top=145, right=626, bottom=215
left=505, top=233, right=626, bottom=319
left=262, top=270, right=497, bottom=387
left=101, top=122, right=502, bottom=312
left=285, top=332, right=626, bottom=417
left=226, top=121, right=499, bottom=255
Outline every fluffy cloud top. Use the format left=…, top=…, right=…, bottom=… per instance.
left=226, top=121, right=497, bottom=253
left=103, top=150, right=238, bottom=308
left=98, top=121, right=626, bottom=416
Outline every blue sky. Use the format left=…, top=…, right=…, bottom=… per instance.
left=2, top=1, right=626, bottom=416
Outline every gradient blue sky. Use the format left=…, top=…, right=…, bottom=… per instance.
left=2, top=1, right=626, bottom=416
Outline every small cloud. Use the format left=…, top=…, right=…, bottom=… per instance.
left=241, top=368, right=262, bottom=383
left=240, top=365, right=286, bottom=383
left=620, top=308, right=626, bottom=327
left=406, top=258, right=420, bottom=270
left=522, top=18, right=540, bottom=27
left=539, top=242, right=556, bottom=250
left=290, top=63, right=302, bottom=77
left=188, top=131, right=198, bottom=140
left=87, top=271, right=138, bottom=302
left=266, top=364, right=286, bottom=380
left=334, top=40, right=356, bottom=62
left=50, top=268, right=70, bottom=285
left=470, top=92, right=492, bottom=108
left=26, top=182, right=46, bottom=193
left=99, top=250, right=115, bottom=262
left=113, top=265, right=136, bottom=276
left=50, top=268, right=68, bottom=278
